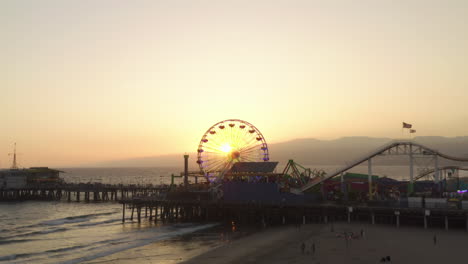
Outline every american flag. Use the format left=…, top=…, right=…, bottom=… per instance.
left=402, top=122, right=412, bottom=129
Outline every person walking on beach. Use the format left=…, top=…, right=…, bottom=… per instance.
left=301, top=242, right=305, bottom=254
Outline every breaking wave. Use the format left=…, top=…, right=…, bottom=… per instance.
left=40, top=212, right=117, bottom=226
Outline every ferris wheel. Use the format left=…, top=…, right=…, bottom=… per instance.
left=197, top=119, right=269, bottom=180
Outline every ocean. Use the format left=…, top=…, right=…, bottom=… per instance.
left=58, top=165, right=468, bottom=185
left=0, top=168, right=223, bottom=264
left=1, top=165, right=466, bottom=263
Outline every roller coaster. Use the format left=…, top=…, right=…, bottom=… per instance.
left=301, top=140, right=468, bottom=193
left=415, top=166, right=468, bottom=181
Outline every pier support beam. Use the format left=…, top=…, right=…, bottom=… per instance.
left=371, top=213, right=375, bottom=225
left=395, top=211, right=400, bottom=228
left=347, top=207, right=352, bottom=223
left=122, top=203, right=125, bottom=223
left=137, top=207, right=141, bottom=223
left=424, top=216, right=428, bottom=229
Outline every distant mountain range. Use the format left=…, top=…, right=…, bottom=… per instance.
left=86, top=136, right=468, bottom=169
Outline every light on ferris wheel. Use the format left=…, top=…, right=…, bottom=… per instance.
left=220, top=143, right=232, bottom=153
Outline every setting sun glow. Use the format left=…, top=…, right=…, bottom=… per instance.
left=220, top=144, right=232, bottom=153
left=1, top=1, right=468, bottom=167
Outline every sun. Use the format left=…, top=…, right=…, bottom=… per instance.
left=220, top=143, right=232, bottom=153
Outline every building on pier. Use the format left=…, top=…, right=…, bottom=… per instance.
left=0, top=167, right=63, bottom=189
left=0, top=169, right=28, bottom=189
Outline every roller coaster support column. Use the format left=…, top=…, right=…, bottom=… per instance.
left=184, top=154, right=189, bottom=187
left=368, top=158, right=373, bottom=200
left=434, top=155, right=440, bottom=194
left=340, top=173, right=345, bottom=193
left=409, top=144, right=414, bottom=194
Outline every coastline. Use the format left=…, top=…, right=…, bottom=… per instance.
left=62, top=219, right=468, bottom=264
left=81, top=224, right=244, bottom=264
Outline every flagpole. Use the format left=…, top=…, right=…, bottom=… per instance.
left=401, top=126, right=404, bottom=140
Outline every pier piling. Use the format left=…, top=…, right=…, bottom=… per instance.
left=122, top=203, right=126, bottom=223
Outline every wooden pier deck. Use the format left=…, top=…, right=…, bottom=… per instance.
left=0, top=183, right=169, bottom=202
left=119, top=198, right=468, bottom=231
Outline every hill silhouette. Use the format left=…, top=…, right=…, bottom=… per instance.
left=85, top=136, right=468, bottom=168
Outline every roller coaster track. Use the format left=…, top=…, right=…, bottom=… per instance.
left=415, top=166, right=468, bottom=181
left=301, top=140, right=468, bottom=192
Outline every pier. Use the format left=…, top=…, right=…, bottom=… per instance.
left=120, top=197, right=468, bottom=231
left=0, top=183, right=168, bottom=202
left=114, top=138, right=468, bottom=231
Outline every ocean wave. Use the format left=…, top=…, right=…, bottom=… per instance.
left=64, top=211, right=116, bottom=220
left=40, top=218, right=89, bottom=226
left=0, top=237, right=131, bottom=263
left=45, top=244, right=89, bottom=254
left=76, top=218, right=121, bottom=227
left=0, top=254, right=18, bottom=261
left=0, top=244, right=89, bottom=262
left=59, top=223, right=220, bottom=264
left=25, top=227, right=68, bottom=237
left=0, top=238, right=43, bottom=245
left=0, top=227, right=69, bottom=240
left=40, top=211, right=116, bottom=226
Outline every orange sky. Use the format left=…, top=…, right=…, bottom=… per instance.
left=1, top=0, right=467, bottom=167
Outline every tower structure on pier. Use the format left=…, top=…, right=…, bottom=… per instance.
left=9, top=143, right=18, bottom=170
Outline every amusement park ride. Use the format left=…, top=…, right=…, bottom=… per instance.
left=196, top=119, right=270, bottom=181
left=190, top=119, right=323, bottom=187
left=175, top=119, right=468, bottom=200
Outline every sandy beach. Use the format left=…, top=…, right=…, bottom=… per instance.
left=183, top=222, right=468, bottom=264
left=85, top=221, right=468, bottom=264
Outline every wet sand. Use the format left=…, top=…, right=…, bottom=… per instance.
left=82, top=230, right=224, bottom=264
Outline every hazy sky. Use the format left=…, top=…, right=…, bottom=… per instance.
left=1, top=0, right=467, bottom=167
